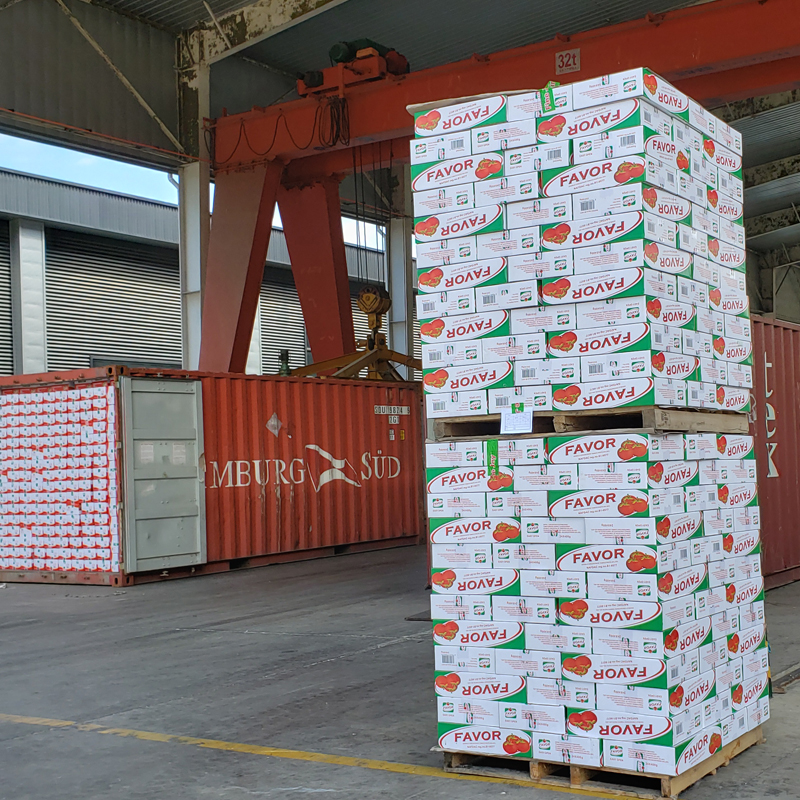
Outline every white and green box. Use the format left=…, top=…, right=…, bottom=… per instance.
left=508, top=250, right=574, bottom=281
left=413, top=183, right=475, bottom=216
left=426, top=391, right=487, bottom=419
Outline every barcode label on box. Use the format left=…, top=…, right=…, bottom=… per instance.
left=496, top=396, right=510, bottom=407
left=442, top=653, right=455, bottom=664
left=482, top=294, right=497, bottom=305
left=428, top=351, right=442, bottom=361
left=580, top=200, right=596, bottom=211
left=521, top=367, right=537, bottom=379
left=422, top=301, right=435, bottom=312
left=587, top=364, right=603, bottom=375
left=620, top=134, right=636, bottom=147
left=432, top=401, right=446, bottom=411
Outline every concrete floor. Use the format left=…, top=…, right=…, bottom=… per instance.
left=1, top=546, right=798, bottom=800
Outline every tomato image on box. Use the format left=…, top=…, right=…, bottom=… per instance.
left=432, top=619, right=526, bottom=648
left=654, top=513, right=704, bottom=543
left=566, top=708, right=685, bottom=747
left=413, top=205, right=505, bottom=244
left=427, top=464, right=515, bottom=494
left=657, top=564, right=710, bottom=601
left=417, top=258, right=508, bottom=293
left=569, top=69, right=689, bottom=118
left=430, top=567, right=521, bottom=595
left=435, top=671, right=528, bottom=702
left=558, top=598, right=666, bottom=631
left=429, top=517, right=522, bottom=544
left=556, top=544, right=659, bottom=573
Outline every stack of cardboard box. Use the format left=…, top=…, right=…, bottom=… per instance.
left=413, top=68, right=751, bottom=418
left=418, top=69, right=767, bottom=777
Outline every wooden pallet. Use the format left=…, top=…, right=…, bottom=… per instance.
left=432, top=406, right=749, bottom=441
left=440, top=725, right=764, bottom=799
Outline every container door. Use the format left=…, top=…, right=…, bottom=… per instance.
left=120, top=377, right=207, bottom=573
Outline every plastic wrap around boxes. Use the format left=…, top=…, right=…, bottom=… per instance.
left=418, top=68, right=766, bottom=776
left=413, top=67, right=751, bottom=419
left=428, top=433, right=767, bottom=773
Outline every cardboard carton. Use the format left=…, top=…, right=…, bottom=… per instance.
left=413, top=96, right=508, bottom=137
left=569, top=69, right=688, bottom=118
left=506, top=196, right=571, bottom=228
left=541, top=156, right=650, bottom=197
left=648, top=434, right=687, bottom=461
left=437, top=697, right=499, bottom=726
left=420, top=310, right=511, bottom=344
left=525, top=622, right=592, bottom=653
left=548, top=488, right=650, bottom=518
left=584, top=516, right=656, bottom=544
left=725, top=577, right=765, bottom=608
left=572, top=129, right=688, bottom=171
left=547, top=323, right=663, bottom=358
left=696, top=306, right=725, bottom=337
left=707, top=238, right=746, bottom=271
left=497, top=438, right=547, bottom=465
left=555, top=544, right=661, bottom=573
left=646, top=461, right=699, bottom=490
left=437, top=723, right=533, bottom=757
left=430, top=568, right=520, bottom=595
left=691, top=204, right=720, bottom=238
left=498, top=701, right=566, bottom=733
left=414, top=205, right=505, bottom=243
left=547, top=432, right=650, bottom=463
left=727, top=622, right=766, bottom=660
left=422, top=339, right=483, bottom=368
left=527, top=677, right=596, bottom=708
left=587, top=571, right=659, bottom=601
left=710, top=266, right=749, bottom=314
left=417, top=257, right=508, bottom=293
left=533, top=732, right=603, bottom=767
left=432, top=543, right=493, bottom=569
left=434, top=645, right=496, bottom=673
left=730, top=672, right=769, bottom=713
left=521, top=569, right=587, bottom=598
left=650, top=352, right=700, bottom=381
left=558, top=597, right=683, bottom=632
left=423, top=363, right=514, bottom=395
left=426, top=441, right=485, bottom=468
left=480, top=332, right=547, bottom=364
left=477, top=225, right=540, bottom=259
left=416, top=289, right=475, bottom=320
left=429, top=517, right=521, bottom=544
left=431, top=594, right=492, bottom=620
left=685, top=485, right=719, bottom=513
left=507, top=250, right=574, bottom=281
left=413, top=183, right=475, bottom=216
left=508, top=85, right=574, bottom=120
left=426, top=464, right=514, bottom=493
left=495, top=648, right=562, bottom=677
left=513, top=464, right=579, bottom=491
left=561, top=653, right=670, bottom=688
left=541, top=266, right=647, bottom=304
left=578, top=463, right=649, bottom=491
left=476, top=281, right=539, bottom=312
left=724, top=315, right=752, bottom=341
left=487, top=492, right=549, bottom=517
left=733, top=505, right=760, bottom=530
left=504, top=141, right=571, bottom=175
left=410, top=132, right=473, bottom=164
left=432, top=619, right=526, bottom=648
left=426, top=390, right=487, bottom=419
left=565, top=708, right=693, bottom=747
left=492, top=542, right=556, bottom=569
left=488, top=385, right=553, bottom=413
left=683, top=329, right=714, bottom=358
left=718, top=171, right=744, bottom=203
left=551, top=378, right=657, bottom=411
left=511, top=305, right=577, bottom=333
left=416, top=235, right=478, bottom=268
left=514, top=356, right=581, bottom=384
left=472, top=118, right=539, bottom=153
left=492, top=595, right=557, bottom=623
left=657, top=563, right=709, bottom=601
left=427, top=491, right=486, bottom=517
left=521, top=517, right=586, bottom=544
left=703, top=509, right=734, bottom=536
left=411, top=152, right=505, bottom=191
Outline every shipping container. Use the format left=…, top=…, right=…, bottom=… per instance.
left=751, top=316, right=800, bottom=587
left=0, top=367, right=424, bottom=585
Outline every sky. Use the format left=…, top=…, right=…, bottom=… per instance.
left=0, top=133, right=385, bottom=249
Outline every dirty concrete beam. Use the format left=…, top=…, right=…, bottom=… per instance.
left=758, top=242, right=800, bottom=270
left=746, top=207, right=800, bottom=238
left=713, top=89, right=800, bottom=122
left=191, top=0, right=348, bottom=64
left=745, top=155, right=800, bottom=189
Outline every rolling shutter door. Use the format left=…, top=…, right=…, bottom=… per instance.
left=259, top=272, right=307, bottom=374
left=0, top=222, right=12, bottom=375
left=45, top=229, right=181, bottom=370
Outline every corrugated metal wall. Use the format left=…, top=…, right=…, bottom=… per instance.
left=751, top=316, right=800, bottom=587
left=200, top=375, right=424, bottom=562
left=45, top=229, right=183, bottom=369
left=0, top=221, right=12, bottom=375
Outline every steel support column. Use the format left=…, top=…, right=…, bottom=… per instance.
left=9, top=219, right=47, bottom=374
left=387, top=165, right=415, bottom=379
left=278, top=179, right=355, bottom=362
left=198, top=161, right=282, bottom=372
left=179, top=161, right=210, bottom=370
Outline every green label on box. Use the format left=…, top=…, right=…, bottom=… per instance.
left=423, top=362, right=515, bottom=393
left=417, top=259, right=508, bottom=293
left=551, top=379, right=656, bottom=412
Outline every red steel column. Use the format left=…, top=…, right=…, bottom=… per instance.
left=199, top=161, right=283, bottom=372
left=278, top=179, right=356, bottom=362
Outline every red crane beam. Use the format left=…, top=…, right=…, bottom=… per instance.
left=211, top=0, right=800, bottom=173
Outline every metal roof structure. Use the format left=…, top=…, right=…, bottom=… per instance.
left=1, top=0, right=800, bottom=319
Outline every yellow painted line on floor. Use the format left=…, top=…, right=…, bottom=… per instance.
left=0, top=712, right=625, bottom=798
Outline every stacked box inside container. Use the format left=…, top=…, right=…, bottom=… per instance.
left=428, top=432, right=767, bottom=773
left=413, top=67, right=751, bottom=418
left=419, top=68, right=766, bottom=777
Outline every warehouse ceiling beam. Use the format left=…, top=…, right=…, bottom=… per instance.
left=745, top=206, right=800, bottom=239
left=209, top=0, right=800, bottom=171
left=745, top=155, right=800, bottom=189
left=713, top=89, right=800, bottom=123
left=53, top=0, right=184, bottom=152
left=188, top=0, right=347, bottom=63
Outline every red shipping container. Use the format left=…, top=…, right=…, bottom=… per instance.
left=751, top=316, right=800, bottom=587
